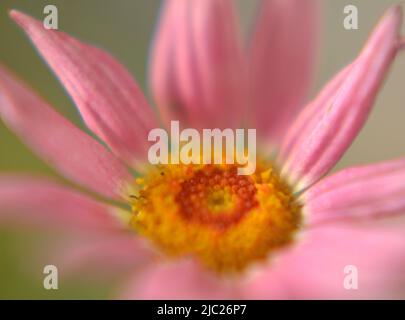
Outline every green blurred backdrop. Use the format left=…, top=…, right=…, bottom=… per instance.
left=0, top=0, right=404, bottom=298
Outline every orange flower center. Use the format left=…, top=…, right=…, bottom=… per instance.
left=130, top=162, right=302, bottom=274
left=176, top=166, right=258, bottom=229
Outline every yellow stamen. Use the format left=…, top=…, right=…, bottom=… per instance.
left=130, top=162, right=302, bottom=274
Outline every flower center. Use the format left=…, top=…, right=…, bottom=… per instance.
left=175, top=166, right=258, bottom=229
left=130, top=162, right=302, bottom=274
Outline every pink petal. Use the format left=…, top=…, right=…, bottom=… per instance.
left=399, top=37, right=405, bottom=50
left=53, top=234, right=153, bottom=278
left=0, top=175, right=125, bottom=231
left=120, top=259, right=237, bottom=299
left=0, top=66, right=132, bottom=198
left=249, top=0, right=319, bottom=142
left=10, top=10, right=158, bottom=168
left=278, top=64, right=353, bottom=161
left=303, top=158, right=405, bottom=226
left=0, top=65, right=133, bottom=199
left=281, top=6, right=403, bottom=191
left=149, top=0, right=246, bottom=129
left=245, top=225, right=405, bottom=299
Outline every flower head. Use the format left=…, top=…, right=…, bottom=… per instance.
left=131, top=162, right=301, bottom=273
left=0, top=1, right=405, bottom=299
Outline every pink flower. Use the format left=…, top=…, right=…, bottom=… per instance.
left=1, top=1, right=405, bottom=299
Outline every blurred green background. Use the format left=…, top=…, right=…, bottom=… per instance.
left=0, top=0, right=404, bottom=298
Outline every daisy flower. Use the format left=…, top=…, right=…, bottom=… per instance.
left=0, top=0, right=404, bottom=299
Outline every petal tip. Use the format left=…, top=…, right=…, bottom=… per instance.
left=9, top=9, right=23, bottom=21
left=9, top=9, right=31, bottom=29
left=389, top=4, right=402, bottom=16
left=385, top=4, right=403, bottom=27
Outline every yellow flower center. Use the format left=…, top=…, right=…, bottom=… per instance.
left=130, top=162, right=302, bottom=274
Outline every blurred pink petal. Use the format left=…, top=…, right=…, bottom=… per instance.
left=245, top=226, right=405, bottom=299
left=304, top=158, right=405, bottom=226
left=53, top=234, right=152, bottom=277
left=282, top=6, right=403, bottom=190
left=399, top=37, right=405, bottom=49
left=0, top=175, right=123, bottom=231
left=10, top=10, right=158, bottom=168
left=120, top=260, right=237, bottom=299
left=149, top=0, right=246, bottom=129
left=0, top=65, right=132, bottom=199
left=249, top=0, right=319, bottom=142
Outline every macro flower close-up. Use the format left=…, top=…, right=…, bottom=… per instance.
left=0, top=0, right=405, bottom=300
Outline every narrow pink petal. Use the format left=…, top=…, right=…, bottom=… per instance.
left=249, top=0, right=319, bottom=142
left=278, top=64, right=353, bottom=161
left=303, top=158, right=405, bottom=226
left=0, top=175, right=125, bottom=231
left=120, top=260, right=237, bottom=299
left=244, top=226, right=405, bottom=299
left=10, top=10, right=158, bottom=168
left=0, top=65, right=133, bottom=199
left=149, top=0, right=246, bottom=129
left=281, top=6, right=403, bottom=191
